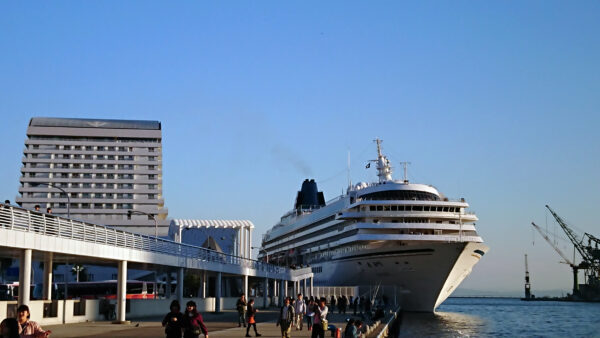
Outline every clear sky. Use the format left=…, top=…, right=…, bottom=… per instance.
left=1, top=1, right=599, bottom=295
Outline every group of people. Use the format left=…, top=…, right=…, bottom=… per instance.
left=0, top=305, right=51, bottom=338
left=162, top=300, right=208, bottom=338
left=277, top=294, right=330, bottom=338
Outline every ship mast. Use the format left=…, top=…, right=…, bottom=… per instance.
left=373, top=138, right=393, bottom=183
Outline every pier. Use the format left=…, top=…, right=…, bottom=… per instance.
left=0, top=204, right=313, bottom=325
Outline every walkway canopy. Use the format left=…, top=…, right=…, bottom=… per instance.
left=169, top=219, right=254, bottom=259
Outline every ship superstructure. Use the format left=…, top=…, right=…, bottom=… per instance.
left=260, top=139, right=488, bottom=312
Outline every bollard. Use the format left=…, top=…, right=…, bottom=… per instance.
left=335, top=327, right=341, bottom=338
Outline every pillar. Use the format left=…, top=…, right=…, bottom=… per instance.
left=215, top=271, right=222, bottom=312
left=18, top=249, right=32, bottom=306
left=201, top=270, right=207, bottom=298
left=43, top=252, right=53, bottom=300
left=166, top=271, right=172, bottom=299
left=310, top=277, right=314, bottom=298
left=303, top=278, right=307, bottom=297
left=293, top=280, right=298, bottom=297
left=248, top=228, right=252, bottom=259
left=263, top=277, right=269, bottom=309
left=243, top=275, right=248, bottom=297
left=177, top=268, right=184, bottom=306
left=284, top=280, right=288, bottom=298
left=116, top=260, right=127, bottom=323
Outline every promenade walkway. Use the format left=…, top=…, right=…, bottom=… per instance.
left=44, top=309, right=353, bottom=338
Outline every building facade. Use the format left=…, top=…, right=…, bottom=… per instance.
left=16, top=117, right=169, bottom=235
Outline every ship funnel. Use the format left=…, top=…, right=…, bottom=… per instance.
left=295, top=179, right=326, bottom=210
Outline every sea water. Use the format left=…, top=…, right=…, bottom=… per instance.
left=399, top=297, right=600, bottom=337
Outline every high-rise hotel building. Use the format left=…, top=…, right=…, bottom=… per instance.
left=16, top=117, right=169, bottom=235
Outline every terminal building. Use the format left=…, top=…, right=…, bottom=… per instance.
left=15, top=117, right=169, bottom=235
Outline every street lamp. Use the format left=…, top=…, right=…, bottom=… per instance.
left=252, top=246, right=269, bottom=263
left=127, top=210, right=158, bottom=241
left=31, top=183, right=70, bottom=218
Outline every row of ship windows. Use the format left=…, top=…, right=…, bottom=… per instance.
left=27, top=163, right=157, bottom=170
left=28, top=153, right=157, bottom=161
left=371, top=218, right=461, bottom=224
left=366, top=205, right=460, bottom=212
left=26, top=173, right=158, bottom=179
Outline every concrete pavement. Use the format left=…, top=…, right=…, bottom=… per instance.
left=43, top=309, right=356, bottom=338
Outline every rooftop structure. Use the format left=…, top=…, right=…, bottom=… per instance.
left=16, top=117, right=169, bottom=235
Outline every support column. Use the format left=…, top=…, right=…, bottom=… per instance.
left=243, top=275, right=248, bottom=297
left=284, top=280, right=288, bottom=298
left=18, top=249, right=32, bottom=306
left=263, top=277, right=269, bottom=309
left=303, top=278, right=307, bottom=297
left=215, top=272, right=222, bottom=313
left=166, top=271, right=172, bottom=299
left=177, top=268, right=184, bottom=306
left=116, top=260, right=127, bottom=323
left=43, top=252, right=53, bottom=300
left=248, top=228, right=252, bottom=259
left=293, top=280, right=297, bottom=298
left=201, top=271, right=207, bottom=298
left=310, top=277, right=314, bottom=298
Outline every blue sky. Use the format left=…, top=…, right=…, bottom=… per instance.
left=1, top=1, right=599, bottom=294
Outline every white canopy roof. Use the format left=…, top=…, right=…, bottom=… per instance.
left=170, top=219, right=254, bottom=230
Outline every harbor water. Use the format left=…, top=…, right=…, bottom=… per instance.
left=399, top=297, right=600, bottom=337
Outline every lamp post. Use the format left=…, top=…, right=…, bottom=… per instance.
left=127, top=210, right=158, bottom=241
left=252, top=246, right=268, bottom=264
left=31, top=183, right=70, bottom=218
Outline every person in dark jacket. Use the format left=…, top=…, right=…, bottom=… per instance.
left=236, top=294, right=247, bottom=327
left=276, top=297, right=295, bottom=338
left=182, top=301, right=208, bottom=338
left=162, top=300, right=184, bottom=338
left=343, top=319, right=357, bottom=338
left=1, top=318, right=20, bottom=338
left=245, top=299, right=261, bottom=337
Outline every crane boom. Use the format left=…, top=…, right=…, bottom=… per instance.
left=531, top=222, right=575, bottom=266
left=545, top=205, right=591, bottom=262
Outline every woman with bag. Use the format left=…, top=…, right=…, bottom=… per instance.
left=182, top=301, right=208, bottom=338
left=311, top=298, right=328, bottom=338
left=245, top=299, right=262, bottom=337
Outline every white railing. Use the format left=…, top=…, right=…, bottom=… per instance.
left=0, top=204, right=284, bottom=274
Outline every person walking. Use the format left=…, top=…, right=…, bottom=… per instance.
left=311, top=298, right=328, bottom=338
left=162, top=300, right=184, bottom=338
left=236, top=294, right=247, bottom=327
left=16, top=305, right=51, bottom=337
left=352, top=298, right=358, bottom=316
left=182, top=301, right=208, bottom=338
left=245, top=299, right=261, bottom=337
left=276, top=297, right=295, bottom=338
left=305, top=299, right=315, bottom=331
left=293, top=294, right=306, bottom=330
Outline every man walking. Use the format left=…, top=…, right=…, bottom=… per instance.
left=236, top=293, right=247, bottom=327
left=276, top=297, right=295, bottom=338
left=293, top=293, right=306, bottom=330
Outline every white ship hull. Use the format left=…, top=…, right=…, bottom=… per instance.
left=310, top=242, right=489, bottom=312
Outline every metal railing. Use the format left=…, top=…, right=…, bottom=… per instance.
left=0, top=204, right=284, bottom=274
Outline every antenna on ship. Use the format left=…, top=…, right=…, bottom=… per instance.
left=399, top=161, right=411, bottom=184
left=347, top=149, right=352, bottom=192
left=373, top=138, right=393, bottom=183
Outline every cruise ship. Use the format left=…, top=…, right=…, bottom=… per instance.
left=260, top=139, right=489, bottom=312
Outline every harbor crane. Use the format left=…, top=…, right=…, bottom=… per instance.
left=531, top=222, right=581, bottom=296
left=545, top=205, right=600, bottom=286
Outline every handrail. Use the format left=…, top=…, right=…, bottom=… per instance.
left=0, top=204, right=284, bottom=274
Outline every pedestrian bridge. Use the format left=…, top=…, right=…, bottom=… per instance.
left=0, top=204, right=313, bottom=323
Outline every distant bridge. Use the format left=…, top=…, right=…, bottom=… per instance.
left=0, top=204, right=313, bottom=323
